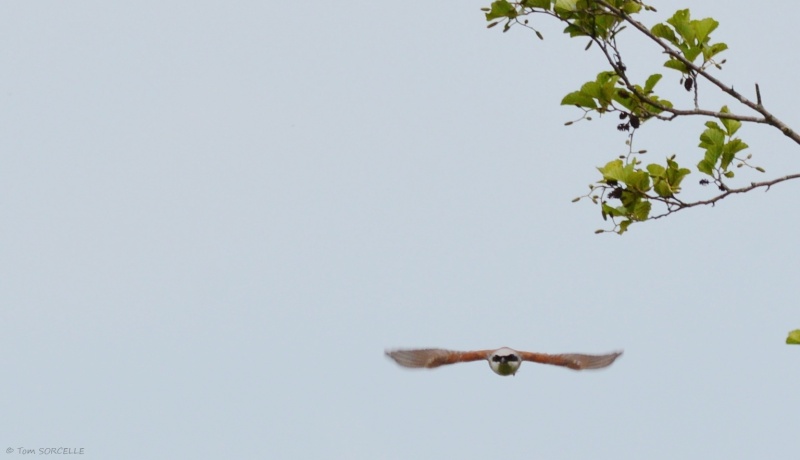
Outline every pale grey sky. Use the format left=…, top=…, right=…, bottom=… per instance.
left=1, top=1, right=798, bottom=458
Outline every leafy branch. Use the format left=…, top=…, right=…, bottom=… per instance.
left=482, top=0, right=800, bottom=234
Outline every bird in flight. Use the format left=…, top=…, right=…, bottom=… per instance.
left=385, top=347, right=622, bottom=376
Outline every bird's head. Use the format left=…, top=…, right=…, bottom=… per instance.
left=488, top=347, right=521, bottom=376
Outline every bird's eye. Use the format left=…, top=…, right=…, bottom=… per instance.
left=506, top=355, right=519, bottom=362
left=492, top=356, right=502, bottom=362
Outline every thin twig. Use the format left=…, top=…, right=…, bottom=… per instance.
left=649, top=173, right=800, bottom=219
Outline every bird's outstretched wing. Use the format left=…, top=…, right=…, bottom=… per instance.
left=517, top=350, right=622, bottom=370
left=385, top=348, right=492, bottom=369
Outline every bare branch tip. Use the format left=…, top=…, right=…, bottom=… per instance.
left=755, top=83, right=762, bottom=106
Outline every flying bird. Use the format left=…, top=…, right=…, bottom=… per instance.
left=385, top=347, right=622, bottom=376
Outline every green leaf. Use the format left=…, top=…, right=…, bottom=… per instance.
left=659, top=10, right=723, bottom=64
left=647, top=163, right=666, bottom=177
left=666, top=164, right=691, bottom=187
left=649, top=97, right=673, bottom=111
left=580, top=81, right=602, bottom=99
left=719, top=107, right=741, bottom=136
left=597, top=159, right=631, bottom=183
left=699, top=127, right=725, bottom=151
left=666, top=157, right=679, bottom=170
left=619, top=189, right=639, bottom=208
left=644, top=74, right=662, bottom=93
left=554, top=0, right=577, bottom=12
left=663, top=59, right=688, bottom=73
left=627, top=170, right=651, bottom=192
left=725, top=139, right=750, bottom=155
left=651, top=23, right=677, bottom=45
left=485, top=0, right=517, bottom=20
left=703, top=42, right=728, bottom=61
left=697, top=159, right=714, bottom=176
left=601, top=202, right=625, bottom=218
left=614, top=89, right=632, bottom=108
left=565, top=72, right=621, bottom=111
left=522, top=0, right=551, bottom=8
left=653, top=180, right=672, bottom=198
left=593, top=71, right=619, bottom=108
left=652, top=158, right=691, bottom=197
left=596, top=71, right=618, bottom=85
left=682, top=44, right=701, bottom=62
left=561, top=91, right=597, bottom=109
left=667, top=9, right=694, bottom=43
left=562, top=23, right=583, bottom=38
left=693, top=17, right=719, bottom=43
left=632, top=200, right=651, bottom=221
left=721, top=139, right=748, bottom=168
left=622, top=2, right=642, bottom=15
left=787, top=329, right=800, bottom=345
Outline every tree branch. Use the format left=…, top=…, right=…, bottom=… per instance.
left=649, top=173, right=800, bottom=219
left=595, top=0, right=800, bottom=145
